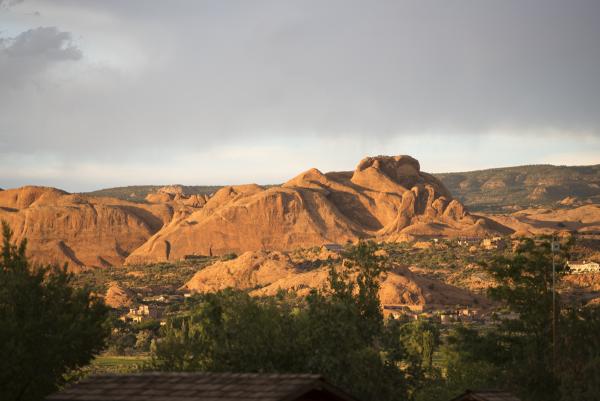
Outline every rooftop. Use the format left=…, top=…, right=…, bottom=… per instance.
left=449, top=389, right=521, bottom=401
left=46, top=372, right=359, bottom=401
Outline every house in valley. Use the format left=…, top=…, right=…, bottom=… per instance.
left=567, top=260, right=600, bottom=274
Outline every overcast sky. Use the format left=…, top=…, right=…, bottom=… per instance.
left=1, top=0, right=599, bottom=192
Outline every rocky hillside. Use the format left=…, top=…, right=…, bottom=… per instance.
left=182, top=249, right=489, bottom=310
left=486, top=204, right=600, bottom=236
left=436, top=164, right=600, bottom=212
left=9, top=156, right=599, bottom=269
left=125, top=155, right=504, bottom=264
left=0, top=186, right=195, bottom=270
left=87, top=164, right=600, bottom=213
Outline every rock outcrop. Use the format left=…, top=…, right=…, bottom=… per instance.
left=145, top=185, right=209, bottom=208
left=182, top=250, right=489, bottom=310
left=104, top=282, right=137, bottom=309
left=0, top=186, right=176, bottom=271
left=2, top=155, right=510, bottom=269
left=127, top=155, right=505, bottom=264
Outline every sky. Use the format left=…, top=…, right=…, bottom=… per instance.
left=1, top=0, right=599, bottom=192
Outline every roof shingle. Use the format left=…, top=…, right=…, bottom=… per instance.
left=449, top=389, right=521, bottom=401
left=46, top=372, right=358, bottom=401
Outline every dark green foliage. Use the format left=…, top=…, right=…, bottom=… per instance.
left=556, top=307, right=600, bottom=401
left=0, top=223, right=110, bottom=401
left=151, top=241, right=411, bottom=401
left=416, top=237, right=600, bottom=401
left=105, top=315, right=161, bottom=355
left=219, top=253, right=238, bottom=261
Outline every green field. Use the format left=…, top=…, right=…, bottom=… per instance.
left=87, top=355, right=151, bottom=374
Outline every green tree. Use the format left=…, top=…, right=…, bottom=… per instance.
left=422, top=236, right=600, bottom=401
left=0, top=223, right=109, bottom=401
left=484, top=237, right=568, bottom=400
left=413, top=325, right=505, bottom=401
left=152, top=241, right=410, bottom=401
left=557, top=306, right=600, bottom=401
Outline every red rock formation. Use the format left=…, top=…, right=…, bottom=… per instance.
left=1, top=156, right=513, bottom=269
left=182, top=250, right=489, bottom=310
left=126, top=155, right=504, bottom=264
left=0, top=186, right=175, bottom=271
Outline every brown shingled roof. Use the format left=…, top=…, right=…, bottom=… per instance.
left=449, top=389, right=521, bottom=401
left=46, top=372, right=360, bottom=401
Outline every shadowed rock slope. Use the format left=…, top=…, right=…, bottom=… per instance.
left=0, top=186, right=177, bottom=271
left=126, top=155, right=506, bottom=264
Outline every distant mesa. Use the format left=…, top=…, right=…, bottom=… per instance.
left=486, top=204, right=600, bottom=236
left=436, top=163, right=600, bottom=212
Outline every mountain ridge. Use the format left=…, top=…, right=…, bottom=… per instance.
left=81, top=163, right=600, bottom=213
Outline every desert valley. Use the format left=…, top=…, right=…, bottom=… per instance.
left=3, top=2, right=600, bottom=400
left=2, top=155, right=599, bottom=318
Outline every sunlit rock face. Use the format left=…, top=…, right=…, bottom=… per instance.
left=125, top=155, right=505, bottom=264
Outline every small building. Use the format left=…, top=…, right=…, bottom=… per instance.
left=449, top=389, right=521, bottom=401
left=46, top=372, right=360, bottom=401
left=567, top=260, right=600, bottom=274
left=125, top=304, right=162, bottom=323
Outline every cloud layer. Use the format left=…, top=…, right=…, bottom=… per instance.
left=1, top=0, right=599, bottom=191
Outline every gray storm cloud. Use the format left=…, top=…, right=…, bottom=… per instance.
left=0, top=26, right=81, bottom=87
left=0, top=0, right=599, bottom=190
left=0, top=0, right=23, bottom=8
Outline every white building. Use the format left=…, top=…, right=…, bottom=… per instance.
left=568, top=261, right=600, bottom=274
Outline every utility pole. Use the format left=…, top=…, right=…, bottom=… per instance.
left=551, top=237, right=559, bottom=372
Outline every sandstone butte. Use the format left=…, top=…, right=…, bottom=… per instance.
left=125, top=155, right=510, bottom=264
left=181, top=250, right=490, bottom=310
left=6, top=154, right=598, bottom=269
left=0, top=186, right=184, bottom=271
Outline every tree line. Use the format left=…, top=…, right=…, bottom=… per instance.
left=1, top=222, right=599, bottom=401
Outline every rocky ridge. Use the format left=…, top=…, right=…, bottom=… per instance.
left=125, top=155, right=505, bottom=264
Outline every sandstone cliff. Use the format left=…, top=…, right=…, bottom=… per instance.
left=126, top=155, right=505, bottom=264
left=2, top=155, right=512, bottom=269
left=0, top=186, right=176, bottom=271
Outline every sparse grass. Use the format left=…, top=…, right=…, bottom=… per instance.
left=92, top=355, right=150, bottom=368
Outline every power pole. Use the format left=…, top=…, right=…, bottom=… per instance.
left=551, top=237, right=559, bottom=372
